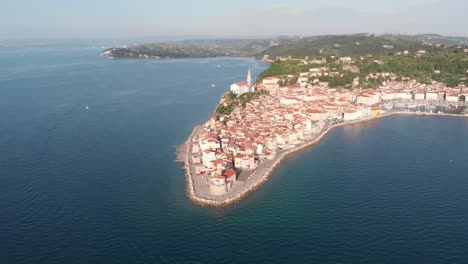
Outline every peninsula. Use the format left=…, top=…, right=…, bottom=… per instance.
left=178, top=45, right=468, bottom=207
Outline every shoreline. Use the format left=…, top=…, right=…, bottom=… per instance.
left=181, top=111, right=468, bottom=207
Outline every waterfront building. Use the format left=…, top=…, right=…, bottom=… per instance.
left=446, top=93, right=460, bottom=102
left=426, top=92, right=439, bottom=101
left=414, top=92, right=425, bottom=100
left=210, top=176, right=227, bottom=196
left=343, top=109, right=360, bottom=121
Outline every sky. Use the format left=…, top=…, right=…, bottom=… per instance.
left=1, top=0, right=467, bottom=39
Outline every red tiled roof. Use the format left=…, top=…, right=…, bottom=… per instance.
left=223, top=169, right=236, bottom=178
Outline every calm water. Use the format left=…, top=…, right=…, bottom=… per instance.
left=1, top=47, right=468, bottom=264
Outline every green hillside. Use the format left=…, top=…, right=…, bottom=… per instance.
left=255, top=34, right=438, bottom=60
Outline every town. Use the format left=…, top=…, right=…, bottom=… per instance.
left=184, top=53, right=468, bottom=201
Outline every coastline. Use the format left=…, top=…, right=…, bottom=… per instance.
left=181, top=111, right=468, bottom=207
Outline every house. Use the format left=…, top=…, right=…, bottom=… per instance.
left=261, top=77, right=280, bottom=91
left=202, top=149, right=216, bottom=168
left=297, top=76, right=308, bottom=87
left=338, top=57, right=352, bottom=64
left=223, top=169, right=237, bottom=190
left=306, top=108, right=325, bottom=122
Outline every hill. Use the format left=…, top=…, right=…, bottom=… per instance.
left=390, top=34, right=468, bottom=46
left=102, top=39, right=274, bottom=59
left=101, top=34, right=467, bottom=59
left=255, top=34, right=439, bottom=60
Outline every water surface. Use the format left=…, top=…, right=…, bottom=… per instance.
left=1, top=47, right=467, bottom=263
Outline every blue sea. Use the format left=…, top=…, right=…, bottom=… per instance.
left=1, top=45, right=468, bottom=264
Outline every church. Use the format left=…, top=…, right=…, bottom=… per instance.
left=230, top=68, right=255, bottom=95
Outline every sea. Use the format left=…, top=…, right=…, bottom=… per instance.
left=1, top=44, right=468, bottom=264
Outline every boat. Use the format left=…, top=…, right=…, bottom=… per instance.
left=211, top=84, right=216, bottom=88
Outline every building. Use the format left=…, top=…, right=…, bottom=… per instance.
left=446, top=93, right=460, bottom=102
left=210, top=176, right=227, bottom=195
left=230, top=82, right=250, bottom=95
left=230, top=68, right=255, bottom=95
left=426, top=92, right=439, bottom=101
left=357, top=93, right=380, bottom=105
left=414, top=92, right=425, bottom=100
left=343, top=109, right=360, bottom=121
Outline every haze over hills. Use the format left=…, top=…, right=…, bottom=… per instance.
left=102, top=33, right=468, bottom=60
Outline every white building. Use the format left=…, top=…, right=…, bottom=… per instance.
left=280, top=97, right=301, bottom=105
left=426, top=92, right=439, bottom=101
left=414, top=93, right=425, bottom=100
left=343, top=110, right=360, bottom=121
left=357, top=106, right=371, bottom=118
left=338, top=57, right=352, bottom=64
left=446, top=94, right=460, bottom=102
left=230, top=82, right=250, bottom=95
left=230, top=68, right=255, bottom=95
left=297, top=76, right=308, bottom=87
left=395, top=92, right=412, bottom=100
left=356, top=94, right=379, bottom=105
left=202, top=149, right=216, bottom=168
left=380, top=92, right=396, bottom=101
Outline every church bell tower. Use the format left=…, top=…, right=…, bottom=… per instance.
left=247, top=68, right=252, bottom=88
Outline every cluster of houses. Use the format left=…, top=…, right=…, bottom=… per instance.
left=357, top=80, right=467, bottom=105
left=192, top=65, right=467, bottom=196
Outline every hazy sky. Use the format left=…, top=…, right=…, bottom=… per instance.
left=1, top=0, right=467, bottom=39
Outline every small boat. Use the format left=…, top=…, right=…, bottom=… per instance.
left=85, top=106, right=89, bottom=110
left=216, top=65, right=221, bottom=68
left=211, top=84, right=216, bottom=88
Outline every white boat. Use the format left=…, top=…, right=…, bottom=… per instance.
left=211, top=84, right=216, bottom=88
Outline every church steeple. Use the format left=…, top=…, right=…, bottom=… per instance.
left=247, top=68, right=252, bottom=88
